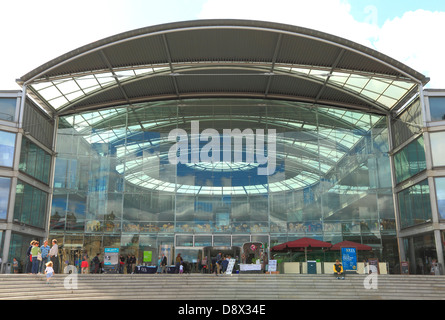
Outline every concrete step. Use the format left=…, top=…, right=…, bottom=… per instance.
left=0, top=274, right=444, bottom=300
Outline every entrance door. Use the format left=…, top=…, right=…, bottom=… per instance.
left=203, top=246, right=241, bottom=273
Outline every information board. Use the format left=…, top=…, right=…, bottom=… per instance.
left=400, top=261, right=409, bottom=274
left=341, top=247, right=357, bottom=272
left=104, top=247, right=119, bottom=266
left=225, top=259, right=236, bottom=275
left=268, top=260, right=277, bottom=272
left=143, top=251, right=152, bottom=263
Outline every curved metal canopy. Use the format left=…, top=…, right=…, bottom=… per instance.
left=18, top=19, right=428, bottom=116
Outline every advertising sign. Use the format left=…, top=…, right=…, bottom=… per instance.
left=341, top=247, right=357, bottom=272
left=104, top=247, right=119, bottom=266
left=268, top=260, right=277, bottom=273
left=143, top=251, right=152, bottom=263
left=225, top=259, right=236, bottom=275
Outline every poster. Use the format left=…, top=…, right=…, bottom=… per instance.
left=143, top=251, right=152, bottom=263
left=225, top=259, right=236, bottom=275
left=104, top=247, right=119, bottom=266
left=341, top=247, right=357, bottom=271
left=268, top=260, right=277, bottom=272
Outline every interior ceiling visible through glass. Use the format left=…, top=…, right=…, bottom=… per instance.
left=58, top=99, right=384, bottom=196
left=29, top=62, right=417, bottom=112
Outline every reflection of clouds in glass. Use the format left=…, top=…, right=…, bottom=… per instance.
left=0, top=177, right=10, bottom=219
left=436, top=178, right=445, bottom=219
left=431, top=132, right=445, bottom=167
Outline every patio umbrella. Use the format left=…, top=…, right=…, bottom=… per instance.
left=272, top=237, right=332, bottom=261
left=330, top=240, right=372, bottom=251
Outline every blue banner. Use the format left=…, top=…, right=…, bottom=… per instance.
left=341, top=247, right=357, bottom=271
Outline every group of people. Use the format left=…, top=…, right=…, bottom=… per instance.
left=22, top=239, right=58, bottom=283
left=25, top=239, right=59, bottom=275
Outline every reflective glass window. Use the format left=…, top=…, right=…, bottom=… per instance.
left=398, top=180, right=432, bottom=228
left=394, top=136, right=426, bottom=184
left=430, top=132, right=445, bottom=167
left=435, top=177, right=445, bottom=220
left=50, top=99, right=397, bottom=266
left=19, top=137, right=51, bottom=184
left=429, top=97, right=445, bottom=121
left=0, top=98, right=17, bottom=122
left=0, top=177, right=11, bottom=220
left=0, top=131, right=16, bottom=167
left=13, top=180, right=48, bottom=229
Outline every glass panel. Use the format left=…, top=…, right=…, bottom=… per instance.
left=0, top=98, right=17, bottom=122
left=435, top=177, right=445, bottom=220
left=13, top=180, right=47, bottom=229
left=0, top=177, right=11, bottom=220
left=0, top=131, right=15, bottom=167
left=429, top=97, right=445, bottom=121
left=398, top=180, right=432, bottom=228
left=430, top=132, right=445, bottom=167
left=394, top=136, right=426, bottom=184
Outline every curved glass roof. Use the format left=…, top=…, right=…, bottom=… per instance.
left=58, top=99, right=383, bottom=195
left=19, top=20, right=428, bottom=116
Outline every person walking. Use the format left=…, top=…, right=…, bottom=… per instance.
left=160, top=254, right=167, bottom=274
left=40, top=240, right=50, bottom=273
left=81, top=257, right=89, bottom=274
left=31, top=241, right=41, bottom=274
left=175, top=253, right=182, bottom=274
left=92, top=253, right=101, bottom=273
left=25, top=240, right=35, bottom=274
left=49, top=239, right=59, bottom=273
left=45, top=261, right=54, bottom=285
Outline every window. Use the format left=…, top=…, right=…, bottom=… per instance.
left=0, top=177, right=11, bottom=220
left=429, top=97, right=445, bottom=121
left=0, top=131, right=16, bottom=167
left=435, top=177, right=445, bottom=220
left=0, top=98, right=17, bottom=122
left=430, top=132, right=445, bottom=167
left=13, top=180, right=48, bottom=229
left=398, top=180, right=432, bottom=228
left=394, top=136, right=426, bottom=184
left=19, top=137, right=51, bottom=184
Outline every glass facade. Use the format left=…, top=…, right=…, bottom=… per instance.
left=50, top=98, right=397, bottom=266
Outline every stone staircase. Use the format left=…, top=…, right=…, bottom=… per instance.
left=0, top=273, right=444, bottom=300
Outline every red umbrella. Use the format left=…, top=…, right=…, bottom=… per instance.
left=284, top=237, right=332, bottom=249
left=271, top=237, right=332, bottom=261
left=331, top=240, right=372, bottom=251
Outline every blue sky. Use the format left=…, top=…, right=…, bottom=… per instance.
left=1, top=0, right=445, bottom=90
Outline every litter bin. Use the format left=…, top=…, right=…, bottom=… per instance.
left=3, top=263, right=11, bottom=274
left=307, top=261, right=317, bottom=274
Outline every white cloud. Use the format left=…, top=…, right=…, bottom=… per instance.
left=373, top=9, right=445, bottom=88
left=198, top=0, right=445, bottom=88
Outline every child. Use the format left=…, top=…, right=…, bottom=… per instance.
left=81, top=258, right=89, bottom=274
left=45, top=261, right=54, bottom=284
left=179, top=262, right=184, bottom=274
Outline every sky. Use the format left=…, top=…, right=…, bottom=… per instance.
left=1, top=0, right=445, bottom=90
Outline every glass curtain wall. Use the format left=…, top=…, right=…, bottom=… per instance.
left=50, top=99, right=396, bottom=267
